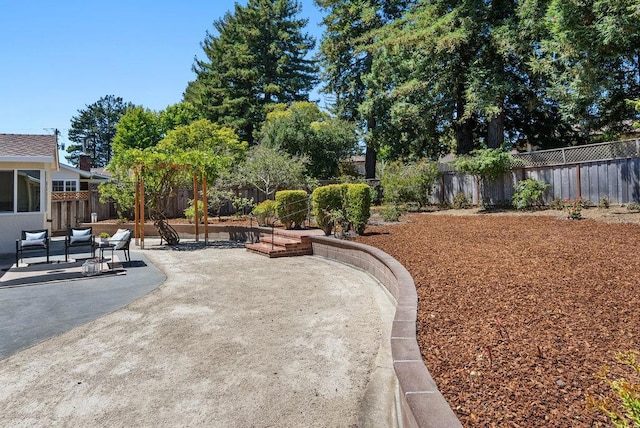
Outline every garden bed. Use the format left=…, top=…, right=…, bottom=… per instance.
left=353, top=209, right=640, bottom=426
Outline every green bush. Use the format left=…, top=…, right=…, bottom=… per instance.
left=345, top=183, right=372, bottom=235
left=380, top=204, right=401, bottom=222
left=275, top=190, right=309, bottom=229
left=184, top=198, right=205, bottom=223
left=312, top=184, right=346, bottom=235
left=252, top=200, right=277, bottom=226
left=598, top=197, right=611, bottom=209
left=627, top=202, right=640, bottom=211
left=381, top=159, right=438, bottom=206
left=512, top=179, right=549, bottom=210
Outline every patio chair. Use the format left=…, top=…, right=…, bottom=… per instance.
left=16, top=229, right=50, bottom=266
left=108, top=228, right=132, bottom=262
left=65, top=226, right=95, bottom=262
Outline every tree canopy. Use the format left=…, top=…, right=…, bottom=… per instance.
left=184, top=0, right=318, bottom=143
left=258, top=101, right=358, bottom=179
left=67, top=95, right=132, bottom=167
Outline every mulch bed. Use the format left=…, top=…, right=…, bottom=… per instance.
left=353, top=213, right=640, bottom=427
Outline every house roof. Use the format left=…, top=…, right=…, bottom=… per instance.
left=58, top=163, right=110, bottom=182
left=0, top=133, right=59, bottom=167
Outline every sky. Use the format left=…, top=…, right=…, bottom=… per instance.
left=0, top=1, right=325, bottom=162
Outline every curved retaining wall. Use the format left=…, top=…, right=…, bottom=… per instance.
left=310, top=236, right=461, bottom=428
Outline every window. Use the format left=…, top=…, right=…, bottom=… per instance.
left=52, top=179, right=78, bottom=192
left=0, top=171, right=14, bottom=212
left=0, top=170, right=44, bottom=213
left=17, top=170, right=41, bottom=212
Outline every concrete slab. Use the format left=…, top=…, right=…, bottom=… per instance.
left=0, top=239, right=395, bottom=427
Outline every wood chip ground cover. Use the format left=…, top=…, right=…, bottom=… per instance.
left=353, top=212, right=640, bottom=427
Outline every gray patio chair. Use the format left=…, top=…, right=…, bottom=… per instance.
left=65, top=226, right=95, bottom=262
left=16, top=229, right=50, bottom=266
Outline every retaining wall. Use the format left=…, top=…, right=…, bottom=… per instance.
left=310, top=236, right=461, bottom=428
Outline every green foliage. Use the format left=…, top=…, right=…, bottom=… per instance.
left=453, top=193, right=471, bottom=210
left=549, top=198, right=565, bottom=210
left=627, top=202, right=640, bottom=211
left=258, top=102, right=359, bottom=179
left=67, top=95, right=133, bottom=167
left=563, top=198, right=583, bottom=220
left=587, top=351, right=640, bottom=428
left=252, top=200, right=278, bottom=226
left=185, top=0, right=318, bottom=143
left=236, top=145, right=307, bottom=198
left=98, top=177, right=135, bottom=221
left=106, top=119, right=246, bottom=221
left=312, top=184, right=346, bottom=235
left=112, top=106, right=162, bottom=152
left=345, top=183, right=372, bottom=235
left=381, top=159, right=439, bottom=206
left=231, top=196, right=254, bottom=216
left=454, top=149, right=514, bottom=182
left=512, top=179, right=549, bottom=210
left=275, top=190, right=309, bottom=229
left=312, top=183, right=373, bottom=235
left=598, top=197, right=611, bottom=209
left=380, top=204, right=402, bottom=222
left=184, top=199, right=205, bottom=223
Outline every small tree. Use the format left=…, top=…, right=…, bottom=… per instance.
left=236, top=145, right=307, bottom=199
left=381, top=159, right=439, bottom=207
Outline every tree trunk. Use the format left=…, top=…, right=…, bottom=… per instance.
left=365, top=116, right=377, bottom=179
left=487, top=110, right=505, bottom=149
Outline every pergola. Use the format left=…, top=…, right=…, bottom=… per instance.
left=133, top=164, right=209, bottom=249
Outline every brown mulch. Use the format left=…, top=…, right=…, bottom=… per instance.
left=353, top=211, right=640, bottom=427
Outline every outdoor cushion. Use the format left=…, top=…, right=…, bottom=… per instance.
left=110, top=230, right=131, bottom=250
left=72, top=229, right=91, bottom=237
left=21, top=238, right=45, bottom=247
left=25, top=231, right=46, bottom=241
left=70, top=229, right=92, bottom=244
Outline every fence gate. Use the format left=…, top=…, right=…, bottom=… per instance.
left=51, top=191, right=90, bottom=234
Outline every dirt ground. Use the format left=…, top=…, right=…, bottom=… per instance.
left=354, top=206, right=640, bottom=427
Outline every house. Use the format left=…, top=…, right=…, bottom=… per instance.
left=0, top=133, right=59, bottom=254
left=50, top=160, right=110, bottom=233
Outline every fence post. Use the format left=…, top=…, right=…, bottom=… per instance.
left=576, top=164, right=582, bottom=199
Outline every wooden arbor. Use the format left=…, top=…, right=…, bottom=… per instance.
left=133, top=165, right=209, bottom=249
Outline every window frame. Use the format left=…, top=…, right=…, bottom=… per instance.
left=0, top=169, right=46, bottom=214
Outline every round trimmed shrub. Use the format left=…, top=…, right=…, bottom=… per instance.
left=252, top=200, right=277, bottom=226
left=312, top=184, right=346, bottom=235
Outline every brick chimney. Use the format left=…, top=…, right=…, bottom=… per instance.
left=79, top=154, right=91, bottom=171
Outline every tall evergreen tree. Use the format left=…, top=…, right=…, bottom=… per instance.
left=185, top=0, right=318, bottom=143
left=316, top=0, right=412, bottom=177
left=66, top=95, right=132, bottom=167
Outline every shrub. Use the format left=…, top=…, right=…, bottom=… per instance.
left=563, top=198, right=583, bottom=220
left=381, top=159, right=438, bottom=206
left=549, top=198, right=565, bottom=210
left=252, top=200, right=277, bottom=226
left=512, top=179, right=549, bottom=210
left=598, top=197, right=611, bottom=209
left=184, top=198, right=205, bottom=223
left=345, top=183, right=372, bottom=235
left=380, top=204, right=402, bottom=222
left=453, top=192, right=471, bottom=209
left=312, top=184, right=346, bottom=235
left=587, top=350, right=640, bottom=427
left=275, top=190, right=309, bottom=229
left=627, top=202, right=640, bottom=211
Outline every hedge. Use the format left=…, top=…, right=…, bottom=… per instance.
left=345, top=183, right=371, bottom=235
left=311, top=184, right=346, bottom=235
left=275, top=190, right=309, bottom=229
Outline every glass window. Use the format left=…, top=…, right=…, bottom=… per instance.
left=52, top=179, right=78, bottom=192
left=17, top=170, right=41, bottom=212
left=0, top=171, right=14, bottom=212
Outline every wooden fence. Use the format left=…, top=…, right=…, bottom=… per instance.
left=430, top=139, right=640, bottom=206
